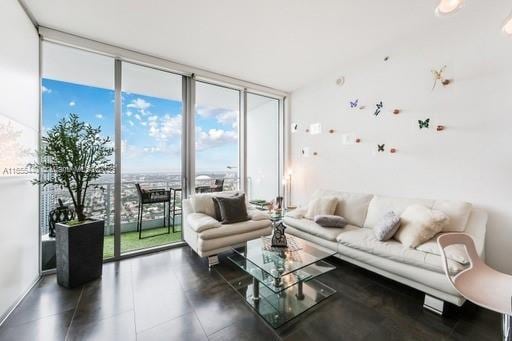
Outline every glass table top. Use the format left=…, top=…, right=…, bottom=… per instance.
left=232, top=235, right=336, bottom=279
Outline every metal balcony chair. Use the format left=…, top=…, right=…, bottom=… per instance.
left=211, top=178, right=225, bottom=192
left=438, top=233, right=512, bottom=341
left=135, top=183, right=171, bottom=239
left=170, top=187, right=182, bottom=233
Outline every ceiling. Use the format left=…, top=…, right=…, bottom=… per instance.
left=21, top=0, right=511, bottom=92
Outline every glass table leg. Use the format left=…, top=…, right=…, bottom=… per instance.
left=296, top=280, right=304, bottom=300
left=252, top=277, right=260, bottom=301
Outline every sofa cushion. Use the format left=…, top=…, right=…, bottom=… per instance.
left=394, top=205, right=449, bottom=248
left=247, top=209, right=270, bottom=221
left=305, top=196, right=338, bottom=220
left=191, top=191, right=239, bottom=218
left=186, top=213, right=222, bottom=233
left=416, top=236, right=469, bottom=265
left=431, top=200, right=472, bottom=232
left=314, top=214, right=348, bottom=228
left=199, top=219, right=271, bottom=240
left=212, top=194, right=250, bottom=224
left=336, top=227, right=466, bottom=275
left=364, top=195, right=434, bottom=229
left=283, top=216, right=357, bottom=242
left=374, top=211, right=401, bottom=241
left=311, top=190, right=373, bottom=226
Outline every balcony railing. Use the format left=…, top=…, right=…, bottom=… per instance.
left=40, top=177, right=240, bottom=236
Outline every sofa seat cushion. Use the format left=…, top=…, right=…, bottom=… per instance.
left=199, top=219, right=271, bottom=240
left=283, top=217, right=358, bottom=242
left=336, top=227, right=466, bottom=275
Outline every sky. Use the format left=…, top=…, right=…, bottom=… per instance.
left=42, top=78, right=239, bottom=174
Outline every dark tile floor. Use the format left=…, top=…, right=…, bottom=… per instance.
left=0, top=246, right=500, bottom=341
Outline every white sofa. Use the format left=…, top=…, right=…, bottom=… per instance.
left=182, top=191, right=272, bottom=266
left=283, top=189, right=487, bottom=314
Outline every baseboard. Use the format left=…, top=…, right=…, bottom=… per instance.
left=0, top=274, right=41, bottom=327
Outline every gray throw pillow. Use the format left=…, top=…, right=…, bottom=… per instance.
left=314, top=214, right=347, bottom=228
left=212, top=194, right=250, bottom=224
left=374, top=211, right=401, bottom=241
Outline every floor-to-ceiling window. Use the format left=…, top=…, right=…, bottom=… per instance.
left=120, top=62, right=183, bottom=254
left=41, top=42, right=115, bottom=269
left=40, top=40, right=284, bottom=270
left=246, top=93, right=280, bottom=202
left=194, top=81, right=240, bottom=192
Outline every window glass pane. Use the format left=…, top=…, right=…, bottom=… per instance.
left=41, top=42, right=115, bottom=268
left=195, top=82, right=240, bottom=192
left=121, top=62, right=183, bottom=254
left=246, top=94, right=279, bottom=201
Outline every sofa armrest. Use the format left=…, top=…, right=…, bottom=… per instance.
left=285, top=206, right=307, bottom=219
left=187, top=213, right=221, bottom=233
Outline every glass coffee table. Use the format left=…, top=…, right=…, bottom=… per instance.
left=227, top=235, right=337, bottom=328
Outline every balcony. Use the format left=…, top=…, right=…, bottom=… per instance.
left=41, top=176, right=239, bottom=270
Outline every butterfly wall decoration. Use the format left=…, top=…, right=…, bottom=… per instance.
left=350, top=99, right=359, bottom=108
left=431, top=65, right=452, bottom=90
left=374, top=101, right=383, bottom=116
left=418, top=118, right=430, bottom=129
left=377, top=144, right=385, bottom=152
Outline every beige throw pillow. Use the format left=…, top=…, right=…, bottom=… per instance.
left=394, top=205, right=449, bottom=248
left=305, top=196, right=338, bottom=220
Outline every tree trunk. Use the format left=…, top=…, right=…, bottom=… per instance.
left=76, top=206, right=86, bottom=222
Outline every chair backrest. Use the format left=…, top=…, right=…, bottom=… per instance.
left=214, top=179, right=224, bottom=186
left=437, top=233, right=481, bottom=284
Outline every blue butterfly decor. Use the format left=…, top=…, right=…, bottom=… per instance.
left=350, top=99, right=359, bottom=108
left=374, top=101, right=383, bottom=116
left=418, top=118, right=430, bottom=129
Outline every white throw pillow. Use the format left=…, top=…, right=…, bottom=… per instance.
left=394, top=205, right=449, bottom=248
left=305, top=196, right=338, bottom=220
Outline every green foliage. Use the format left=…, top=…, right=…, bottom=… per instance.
left=32, top=114, right=114, bottom=221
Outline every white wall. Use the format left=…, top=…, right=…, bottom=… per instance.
left=290, top=12, right=512, bottom=273
left=0, top=0, right=40, bottom=320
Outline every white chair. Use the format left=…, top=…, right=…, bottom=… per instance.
left=438, top=233, right=512, bottom=341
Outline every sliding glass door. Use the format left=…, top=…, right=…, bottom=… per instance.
left=120, top=62, right=183, bottom=254
left=194, top=81, right=240, bottom=192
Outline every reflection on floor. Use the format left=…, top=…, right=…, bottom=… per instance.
left=103, top=226, right=182, bottom=258
left=0, top=246, right=500, bottom=340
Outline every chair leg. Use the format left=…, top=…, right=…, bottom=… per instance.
left=167, top=202, right=170, bottom=235
left=139, top=203, right=143, bottom=240
left=503, top=314, right=512, bottom=341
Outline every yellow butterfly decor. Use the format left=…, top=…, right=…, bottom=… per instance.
left=431, top=65, right=452, bottom=90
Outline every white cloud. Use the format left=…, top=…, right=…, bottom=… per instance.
left=196, top=127, right=238, bottom=151
left=42, top=86, right=52, bottom=94
left=134, top=114, right=142, bottom=121
left=69, top=101, right=76, bottom=107
left=216, top=111, right=238, bottom=125
left=141, top=121, right=147, bottom=126
left=95, top=114, right=104, bottom=119
left=128, top=120, right=135, bottom=127
left=126, top=111, right=133, bottom=117
left=148, top=114, right=182, bottom=140
left=127, top=98, right=151, bottom=111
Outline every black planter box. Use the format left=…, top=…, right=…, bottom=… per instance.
left=55, top=219, right=105, bottom=288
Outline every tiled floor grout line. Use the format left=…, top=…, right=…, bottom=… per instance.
left=64, top=286, right=85, bottom=341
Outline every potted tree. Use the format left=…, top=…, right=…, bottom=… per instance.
left=32, top=114, right=114, bottom=288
